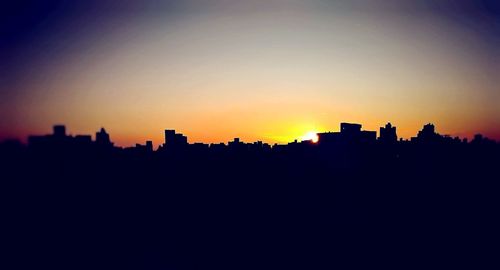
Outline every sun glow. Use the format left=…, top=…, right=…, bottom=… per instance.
left=302, top=131, right=319, bottom=143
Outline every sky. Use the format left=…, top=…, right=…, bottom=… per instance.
left=1, top=0, right=499, bottom=147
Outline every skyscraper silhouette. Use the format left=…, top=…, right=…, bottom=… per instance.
left=96, top=128, right=113, bottom=147
left=379, top=123, right=397, bottom=143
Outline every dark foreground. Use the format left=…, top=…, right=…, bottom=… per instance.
left=2, top=141, right=499, bottom=269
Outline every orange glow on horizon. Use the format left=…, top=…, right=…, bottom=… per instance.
left=302, top=131, right=319, bottom=143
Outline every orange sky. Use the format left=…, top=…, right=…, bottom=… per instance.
left=1, top=1, right=499, bottom=147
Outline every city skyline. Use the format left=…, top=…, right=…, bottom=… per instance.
left=20, top=121, right=497, bottom=150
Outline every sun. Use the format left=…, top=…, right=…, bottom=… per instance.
left=302, top=131, right=319, bottom=143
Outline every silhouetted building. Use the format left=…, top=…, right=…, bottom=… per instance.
left=415, top=123, right=441, bottom=143
left=340, top=123, right=376, bottom=143
left=146, top=141, right=153, bottom=152
left=228, top=138, right=242, bottom=147
left=164, top=130, right=175, bottom=144
left=164, top=130, right=188, bottom=149
left=379, top=123, right=397, bottom=143
left=96, top=128, right=110, bottom=144
left=229, top=138, right=247, bottom=151
left=129, top=140, right=154, bottom=153
left=421, top=123, right=435, bottom=135
left=53, top=125, right=66, bottom=138
left=28, top=125, right=68, bottom=150
left=250, top=141, right=271, bottom=151
left=473, top=134, right=483, bottom=142
left=317, top=123, right=377, bottom=145
left=341, top=123, right=362, bottom=135
left=96, top=128, right=113, bottom=148
left=317, top=132, right=341, bottom=146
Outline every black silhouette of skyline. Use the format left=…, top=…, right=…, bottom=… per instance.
left=6, top=121, right=497, bottom=154
left=2, top=120, right=499, bottom=269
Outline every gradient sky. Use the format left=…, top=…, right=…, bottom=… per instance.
left=1, top=0, right=499, bottom=147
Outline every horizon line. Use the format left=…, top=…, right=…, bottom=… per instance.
left=3, top=121, right=499, bottom=148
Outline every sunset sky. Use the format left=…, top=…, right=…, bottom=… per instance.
left=1, top=0, right=499, bottom=147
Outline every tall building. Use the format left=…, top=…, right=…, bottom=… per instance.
left=418, top=123, right=435, bottom=138
left=379, top=123, right=397, bottom=143
left=164, top=130, right=176, bottom=145
left=53, top=125, right=66, bottom=138
left=164, top=129, right=188, bottom=148
left=228, top=138, right=242, bottom=147
left=96, top=128, right=112, bottom=147
left=415, top=123, right=440, bottom=143
left=341, top=122, right=376, bottom=143
left=421, top=123, right=435, bottom=135
left=340, top=123, right=362, bottom=134
left=145, top=141, right=153, bottom=152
